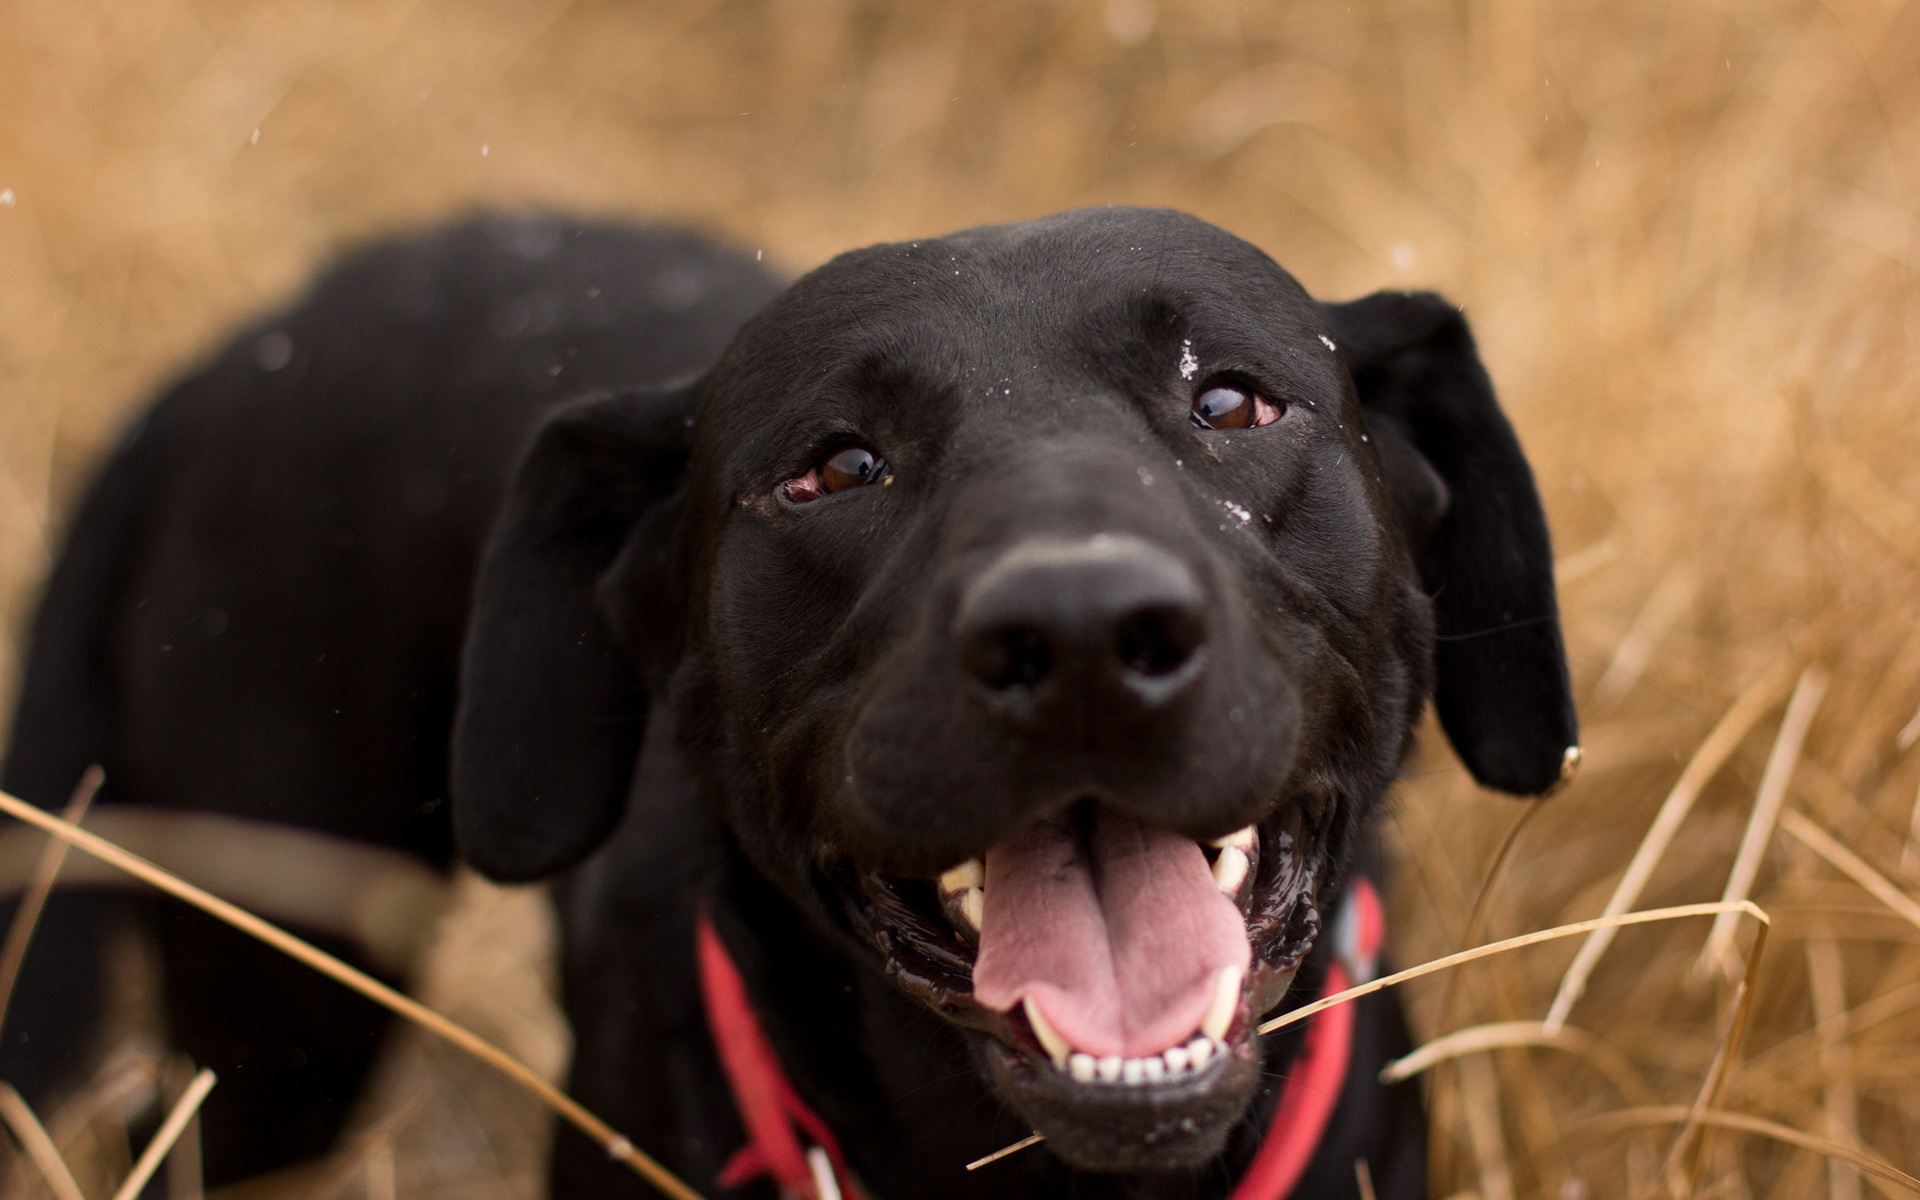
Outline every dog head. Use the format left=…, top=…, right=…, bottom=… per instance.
left=453, top=207, right=1576, bottom=1172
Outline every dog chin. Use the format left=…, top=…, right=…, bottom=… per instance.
left=977, top=1013, right=1264, bottom=1171
left=833, top=794, right=1330, bottom=1173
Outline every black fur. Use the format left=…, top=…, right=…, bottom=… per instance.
left=4, top=207, right=1574, bottom=1197
left=0, top=215, right=781, bottom=1184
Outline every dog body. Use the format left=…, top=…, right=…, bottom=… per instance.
left=3, top=207, right=1575, bottom=1197
left=0, top=216, right=782, bottom=1182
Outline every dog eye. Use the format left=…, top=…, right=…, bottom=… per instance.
left=1190, top=385, right=1282, bottom=430
left=780, top=445, right=890, bottom=504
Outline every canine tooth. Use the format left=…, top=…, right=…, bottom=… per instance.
left=1164, top=1044, right=1190, bottom=1073
left=1187, top=1037, right=1215, bottom=1072
left=1212, top=845, right=1250, bottom=894
left=1121, top=1058, right=1145, bottom=1085
left=1210, top=825, right=1257, bottom=852
left=1023, top=998, right=1072, bottom=1068
left=1201, top=966, right=1242, bottom=1042
left=958, top=887, right=984, bottom=933
left=939, top=859, right=984, bottom=895
left=1142, top=1056, right=1166, bottom=1083
left=1096, top=1055, right=1123, bottom=1083
left=1069, top=1053, right=1096, bottom=1082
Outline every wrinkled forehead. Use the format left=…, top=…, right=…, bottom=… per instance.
left=694, top=209, right=1333, bottom=457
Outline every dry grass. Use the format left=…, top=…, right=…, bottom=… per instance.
left=3, top=0, right=1920, bottom=1196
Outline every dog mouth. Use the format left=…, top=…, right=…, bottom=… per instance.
left=836, top=797, right=1327, bottom=1169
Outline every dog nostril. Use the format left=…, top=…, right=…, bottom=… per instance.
left=1114, top=606, right=1206, bottom=679
left=962, top=625, right=1054, bottom=691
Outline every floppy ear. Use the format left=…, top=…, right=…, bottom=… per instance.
left=452, top=386, right=696, bottom=881
left=1322, top=291, right=1579, bottom=796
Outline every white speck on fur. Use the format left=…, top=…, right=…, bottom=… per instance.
left=1222, top=500, right=1251, bottom=524
left=1319, top=334, right=1337, bottom=352
left=1178, top=339, right=1199, bottom=380
left=0, top=189, right=13, bottom=206
left=1137, top=466, right=1155, bottom=486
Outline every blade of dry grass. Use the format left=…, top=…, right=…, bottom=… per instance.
left=1806, top=928, right=1862, bottom=1200
left=1380, top=1021, right=1655, bottom=1106
left=0, top=1083, right=88, bottom=1200
left=160, top=1058, right=204, bottom=1200
left=1354, top=1156, right=1377, bottom=1200
left=1457, top=1053, right=1515, bottom=1200
left=1902, top=774, right=1920, bottom=879
left=1662, top=978, right=1754, bottom=1199
left=364, top=1139, right=397, bottom=1200
left=0, top=766, right=103, bottom=1032
left=1592, top=567, right=1694, bottom=706
left=1261, top=901, right=1771, bottom=1038
left=965, top=1134, right=1043, bottom=1172
left=1802, top=431, right=1920, bottom=569
left=1432, top=795, right=1548, bottom=1084
left=108, top=1068, right=214, bottom=1200
left=1746, top=975, right=1920, bottom=1083
left=1698, top=668, right=1828, bottom=980
left=1781, top=809, right=1920, bottom=933
left=1544, top=664, right=1794, bottom=1032
left=1572, top=1107, right=1920, bottom=1196
left=1836, top=623, right=1920, bottom=786
left=0, top=786, right=707, bottom=1200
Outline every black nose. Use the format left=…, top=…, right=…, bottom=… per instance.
left=954, top=534, right=1209, bottom=711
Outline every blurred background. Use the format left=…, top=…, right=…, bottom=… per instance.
left=3, top=0, right=1919, bottom=1197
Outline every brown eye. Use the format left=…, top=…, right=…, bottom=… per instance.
left=781, top=445, right=890, bottom=504
left=1190, top=385, right=1282, bottom=430
left=821, top=445, right=887, bottom=491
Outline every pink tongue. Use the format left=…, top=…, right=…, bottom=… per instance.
left=972, top=808, right=1251, bottom=1060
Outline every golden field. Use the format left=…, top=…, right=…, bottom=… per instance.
left=2, top=1, right=1919, bottom=1197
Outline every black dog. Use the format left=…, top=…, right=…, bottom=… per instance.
left=4, top=207, right=1576, bottom=1198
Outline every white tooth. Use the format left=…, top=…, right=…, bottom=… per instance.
left=958, top=887, right=984, bottom=933
left=1097, top=1055, right=1123, bottom=1083
left=1122, top=1058, right=1145, bottom=1085
left=1024, top=998, right=1072, bottom=1068
left=939, top=858, right=984, bottom=895
left=1201, top=966, right=1242, bottom=1042
left=1069, top=1053, right=1096, bottom=1083
left=1164, top=1045, right=1190, bottom=1074
left=1211, top=845, right=1250, bottom=894
left=1187, top=1037, right=1216, bottom=1071
left=1142, top=1056, right=1166, bottom=1083
left=1210, top=825, right=1257, bottom=852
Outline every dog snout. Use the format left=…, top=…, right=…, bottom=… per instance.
left=953, top=534, right=1209, bottom=714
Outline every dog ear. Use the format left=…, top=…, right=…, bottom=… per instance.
left=452, top=386, right=696, bottom=881
left=1322, top=291, right=1579, bottom=796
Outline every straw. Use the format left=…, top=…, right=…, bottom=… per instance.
left=1543, top=663, right=1793, bottom=1032
left=109, top=1068, right=215, bottom=1200
left=1571, top=1107, right=1920, bottom=1195
left=1806, top=928, right=1861, bottom=1200
left=1697, top=667, right=1828, bottom=979
left=1380, top=1021, right=1654, bottom=1106
left=0, top=1083, right=88, bottom=1200
left=1782, top=809, right=1920, bottom=933
left=0, top=787, right=708, bottom=1200
left=1261, top=901, right=1769, bottom=1039
left=0, top=765, right=104, bottom=1032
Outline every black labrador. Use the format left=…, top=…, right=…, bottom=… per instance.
left=1, top=207, right=1576, bottom=1198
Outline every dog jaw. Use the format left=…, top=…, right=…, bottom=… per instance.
left=836, top=796, right=1327, bottom=1172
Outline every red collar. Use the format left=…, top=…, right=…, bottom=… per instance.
left=697, top=878, right=1384, bottom=1200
